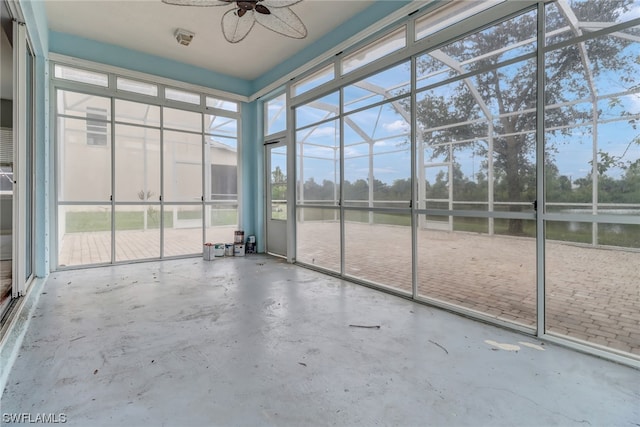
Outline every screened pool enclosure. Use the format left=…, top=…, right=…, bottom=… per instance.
left=52, top=0, right=640, bottom=362
left=289, top=0, right=639, bottom=358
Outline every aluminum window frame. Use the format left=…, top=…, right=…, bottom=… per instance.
left=51, top=59, right=243, bottom=269
left=288, top=0, right=640, bottom=367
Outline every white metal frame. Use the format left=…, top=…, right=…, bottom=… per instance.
left=264, top=135, right=288, bottom=258
left=11, top=21, right=27, bottom=297
left=51, top=61, right=243, bottom=269
left=8, top=2, right=35, bottom=298
left=288, top=0, right=640, bottom=366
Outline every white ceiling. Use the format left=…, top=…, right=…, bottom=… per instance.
left=45, top=0, right=375, bottom=81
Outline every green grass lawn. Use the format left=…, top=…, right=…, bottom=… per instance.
left=66, top=208, right=237, bottom=232
left=65, top=208, right=638, bottom=248
left=296, top=208, right=639, bottom=248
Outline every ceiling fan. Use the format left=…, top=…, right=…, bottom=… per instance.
left=162, top=0, right=308, bottom=43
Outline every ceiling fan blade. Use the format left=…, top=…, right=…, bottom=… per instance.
left=262, top=0, right=303, bottom=8
left=222, top=8, right=256, bottom=43
left=262, top=0, right=302, bottom=7
left=255, top=4, right=270, bottom=14
left=254, top=6, right=307, bottom=39
left=162, top=0, right=231, bottom=6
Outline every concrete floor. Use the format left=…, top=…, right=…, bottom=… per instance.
left=1, top=255, right=638, bottom=426
left=57, top=224, right=640, bottom=354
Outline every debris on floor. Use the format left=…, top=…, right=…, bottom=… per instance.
left=428, top=340, right=449, bottom=354
left=485, top=340, right=520, bottom=351
left=349, top=324, right=381, bottom=329
left=519, top=341, right=545, bottom=351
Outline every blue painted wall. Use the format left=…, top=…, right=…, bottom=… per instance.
left=49, top=31, right=252, bottom=97
left=240, top=101, right=259, bottom=245
left=253, top=98, right=265, bottom=253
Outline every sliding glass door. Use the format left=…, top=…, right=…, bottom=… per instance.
left=1, top=11, right=35, bottom=323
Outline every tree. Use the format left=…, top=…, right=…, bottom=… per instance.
left=413, top=2, right=638, bottom=234
left=272, top=166, right=286, bottom=185
left=271, top=166, right=286, bottom=202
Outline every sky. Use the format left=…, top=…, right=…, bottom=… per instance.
left=292, top=4, right=640, bottom=191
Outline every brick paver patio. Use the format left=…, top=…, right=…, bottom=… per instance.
left=58, top=226, right=238, bottom=266
left=59, top=221, right=639, bottom=356
left=297, top=221, right=640, bottom=356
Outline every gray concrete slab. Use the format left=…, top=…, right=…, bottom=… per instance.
left=1, top=255, right=638, bottom=426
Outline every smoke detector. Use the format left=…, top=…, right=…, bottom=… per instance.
left=174, top=28, right=195, bottom=46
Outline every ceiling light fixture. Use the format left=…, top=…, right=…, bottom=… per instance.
left=174, top=28, right=196, bottom=46
left=162, top=0, right=307, bottom=43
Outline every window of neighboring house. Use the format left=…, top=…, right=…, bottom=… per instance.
left=211, top=164, right=238, bottom=201
left=86, top=107, right=108, bottom=146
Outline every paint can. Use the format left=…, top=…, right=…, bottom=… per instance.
left=213, top=243, right=225, bottom=257
left=225, top=243, right=234, bottom=256
left=234, top=243, right=245, bottom=257
left=203, top=243, right=215, bottom=261
left=246, top=235, right=256, bottom=254
left=234, top=230, right=244, bottom=244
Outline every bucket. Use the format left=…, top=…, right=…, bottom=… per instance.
left=225, top=243, right=234, bottom=256
left=203, top=243, right=215, bottom=261
left=213, top=243, right=225, bottom=257
left=234, top=243, right=245, bottom=257
left=234, top=230, right=244, bottom=244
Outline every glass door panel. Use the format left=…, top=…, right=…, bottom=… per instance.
left=24, top=42, right=34, bottom=281
left=0, top=16, right=14, bottom=315
left=266, top=143, right=287, bottom=256
left=270, top=145, right=287, bottom=220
